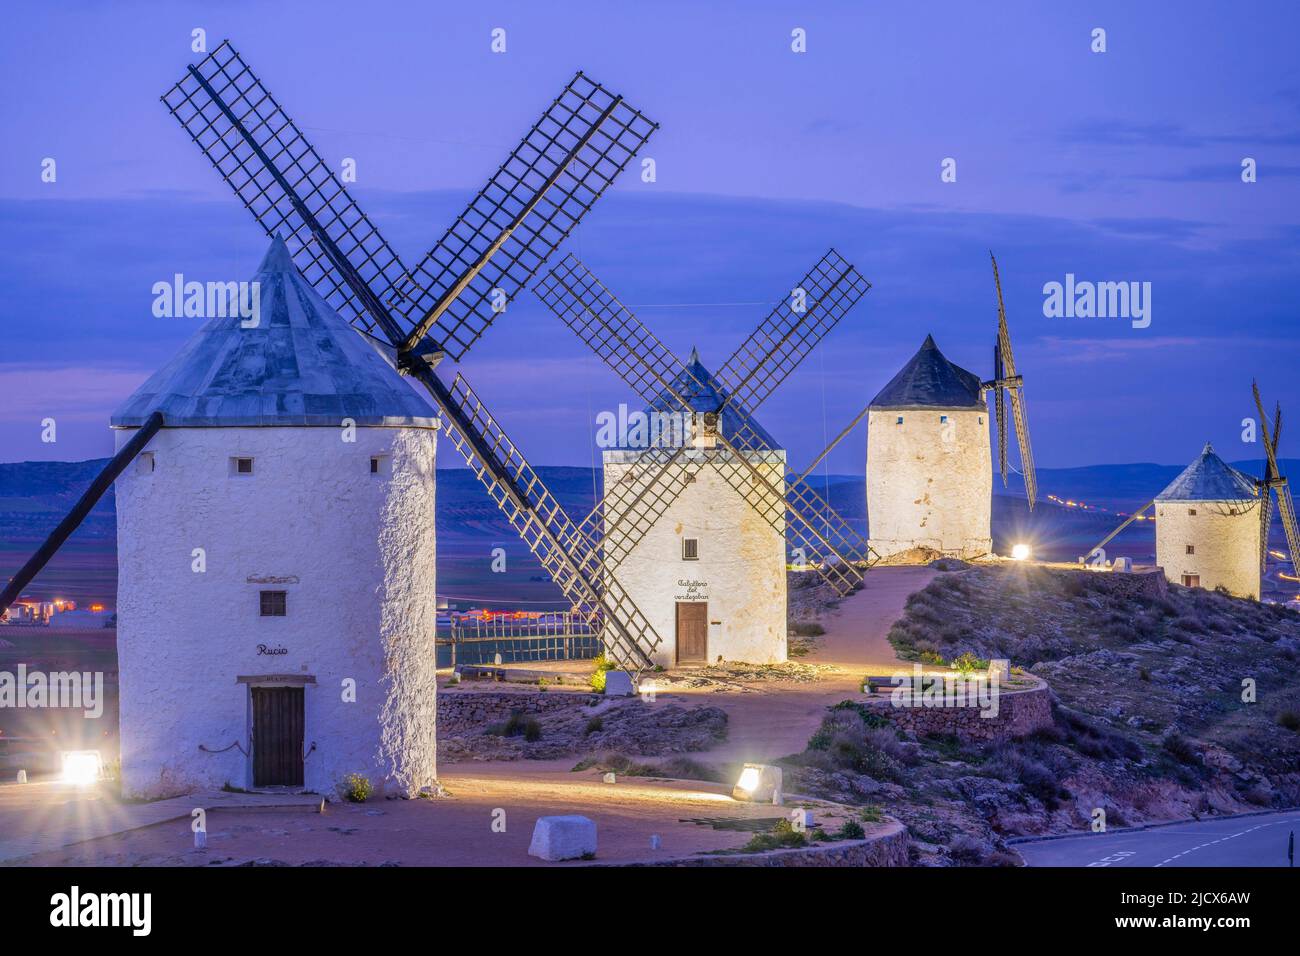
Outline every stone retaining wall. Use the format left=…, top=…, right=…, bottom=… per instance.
left=620, top=819, right=909, bottom=867
left=862, top=679, right=1053, bottom=743
left=439, top=689, right=597, bottom=736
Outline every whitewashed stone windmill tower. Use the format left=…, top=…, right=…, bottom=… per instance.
left=866, top=255, right=1036, bottom=562
left=1154, top=443, right=1263, bottom=599
left=536, top=251, right=872, bottom=667
left=112, top=238, right=441, bottom=798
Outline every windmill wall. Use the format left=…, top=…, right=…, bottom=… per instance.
left=114, top=424, right=439, bottom=799
left=1155, top=499, right=1261, bottom=600
left=602, top=449, right=788, bottom=668
left=866, top=407, right=992, bottom=561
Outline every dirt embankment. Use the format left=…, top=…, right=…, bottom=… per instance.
left=779, top=564, right=1300, bottom=866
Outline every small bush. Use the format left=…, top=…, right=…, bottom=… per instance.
left=1276, top=710, right=1300, bottom=732
left=488, top=710, right=542, bottom=741
left=860, top=805, right=883, bottom=823
left=589, top=653, right=614, bottom=692
left=834, top=819, right=866, bottom=840
left=584, top=716, right=604, bottom=735
left=741, top=818, right=807, bottom=853
left=949, top=651, right=988, bottom=675
left=343, top=772, right=373, bottom=803
left=1161, top=732, right=1200, bottom=765
left=789, top=621, right=826, bottom=637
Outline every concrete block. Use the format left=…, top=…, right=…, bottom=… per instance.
left=603, top=670, right=635, bottom=697
left=733, top=763, right=783, bottom=804
left=1111, top=556, right=1133, bottom=573
left=528, top=814, right=597, bottom=861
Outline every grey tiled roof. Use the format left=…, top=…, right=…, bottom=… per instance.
left=637, top=347, right=780, bottom=450
left=870, top=334, right=985, bottom=409
left=1156, top=443, right=1260, bottom=502
left=112, top=238, right=439, bottom=428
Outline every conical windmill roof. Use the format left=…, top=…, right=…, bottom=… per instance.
left=869, top=334, right=985, bottom=410
left=1155, top=443, right=1259, bottom=502
left=111, top=238, right=438, bottom=428
left=639, top=347, right=780, bottom=450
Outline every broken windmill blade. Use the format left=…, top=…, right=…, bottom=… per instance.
left=1253, top=381, right=1300, bottom=577
left=985, top=253, right=1037, bottom=511
left=162, top=40, right=665, bottom=675
left=534, top=249, right=873, bottom=594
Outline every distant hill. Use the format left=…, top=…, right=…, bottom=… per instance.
left=2, top=457, right=1296, bottom=608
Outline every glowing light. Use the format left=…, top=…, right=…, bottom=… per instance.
left=61, top=750, right=102, bottom=787
left=1011, top=543, right=1031, bottom=561
left=736, top=767, right=760, bottom=793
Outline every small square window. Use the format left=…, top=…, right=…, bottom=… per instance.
left=259, top=590, right=287, bottom=617
left=1188, top=508, right=1197, bottom=516
left=682, top=538, right=699, bottom=561
left=940, top=415, right=948, bottom=424
left=370, top=455, right=392, bottom=476
left=895, top=416, right=904, bottom=425
left=231, top=457, right=254, bottom=476
left=1185, top=544, right=1195, bottom=555
left=1182, top=574, right=1200, bottom=588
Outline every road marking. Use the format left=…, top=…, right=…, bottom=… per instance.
left=1154, top=820, right=1291, bottom=867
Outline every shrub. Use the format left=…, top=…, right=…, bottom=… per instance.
left=1276, top=710, right=1300, bottom=732
left=488, top=710, right=542, bottom=741
left=589, top=653, right=614, bottom=692
left=584, top=716, right=604, bottom=735
left=343, top=772, right=373, bottom=803
left=860, top=805, right=883, bottom=823
left=741, top=818, right=807, bottom=853
left=789, top=621, right=826, bottom=637
left=949, top=651, right=987, bottom=675
left=1161, top=732, right=1200, bottom=765
left=834, top=819, right=866, bottom=840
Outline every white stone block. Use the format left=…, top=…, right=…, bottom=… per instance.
left=1111, top=556, right=1133, bottom=573
left=733, top=763, right=783, bottom=804
left=528, top=815, right=597, bottom=861
left=16, top=769, right=27, bottom=784
left=987, top=659, right=1011, bottom=682
left=603, top=670, right=634, bottom=696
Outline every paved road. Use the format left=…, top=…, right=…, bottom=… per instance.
left=1017, top=809, right=1300, bottom=867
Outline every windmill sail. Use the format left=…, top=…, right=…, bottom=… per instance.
left=1254, top=382, right=1300, bottom=580
left=989, top=253, right=1037, bottom=510
left=164, top=42, right=665, bottom=675
left=536, top=251, right=873, bottom=595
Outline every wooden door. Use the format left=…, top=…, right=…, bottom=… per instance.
left=676, top=601, right=708, bottom=664
left=252, top=686, right=304, bottom=787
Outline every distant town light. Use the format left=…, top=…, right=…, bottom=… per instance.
left=1011, top=543, right=1031, bottom=561
left=61, top=750, right=102, bottom=787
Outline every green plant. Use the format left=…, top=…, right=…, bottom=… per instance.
left=537, top=677, right=549, bottom=692
left=488, top=710, right=542, bottom=741
left=1277, top=710, right=1300, bottom=732
left=789, top=621, right=826, bottom=637
left=949, top=651, right=987, bottom=675
left=740, top=818, right=807, bottom=853
left=834, top=819, right=866, bottom=840
left=859, top=805, right=883, bottom=823
left=343, top=772, right=373, bottom=803
left=590, top=653, right=614, bottom=692
left=584, top=716, right=604, bottom=735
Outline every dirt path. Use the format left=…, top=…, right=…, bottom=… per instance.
left=657, top=566, right=940, bottom=772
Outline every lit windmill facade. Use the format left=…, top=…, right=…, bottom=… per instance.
left=112, top=240, right=441, bottom=798
left=866, top=256, right=1036, bottom=564
left=1154, top=443, right=1262, bottom=599
left=601, top=350, right=788, bottom=667
left=866, top=335, right=993, bottom=561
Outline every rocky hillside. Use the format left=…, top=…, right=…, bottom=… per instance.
left=782, top=564, right=1300, bottom=866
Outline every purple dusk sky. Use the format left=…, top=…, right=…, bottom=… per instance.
left=1, top=1, right=1298, bottom=474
